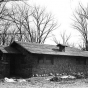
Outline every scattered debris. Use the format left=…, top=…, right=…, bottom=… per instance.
left=50, top=76, right=59, bottom=82
left=68, top=75, right=76, bottom=79
left=49, top=75, right=76, bottom=82
left=49, top=73, right=54, bottom=76
left=73, top=74, right=84, bottom=79
left=26, top=78, right=30, bottom=82
left=33, top=74, right=39, bottom=77
left=55, top=73, right=60, bottom=76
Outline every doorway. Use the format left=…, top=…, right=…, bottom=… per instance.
left=10, top=55, right=17, bottom=77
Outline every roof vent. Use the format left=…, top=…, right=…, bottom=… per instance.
left=57, top=44, right=67, bottom=51
left=52, top=44, right=66, bottom=52
left=56, top=44, right=66, bottom=52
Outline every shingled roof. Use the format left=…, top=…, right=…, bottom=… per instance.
left=11, top=41, right=88, bottom=57
left=0, top=45, right=20, bottom=54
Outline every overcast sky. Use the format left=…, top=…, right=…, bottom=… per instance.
left=6, top=0, right=88, bottom=47
left=25, top=0, right=88, bottom=47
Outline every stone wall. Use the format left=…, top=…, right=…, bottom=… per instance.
left=30, top=55, right=88, bottom=75
left=12, top=43, right=88, bottom=77
left=15, top=53, right=88, bottom=77
left=32, top=55, right=77, bottom=75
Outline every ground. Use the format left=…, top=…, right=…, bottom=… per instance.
left=1, top=77, right=88, bottom=88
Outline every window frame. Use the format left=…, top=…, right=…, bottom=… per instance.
left=38, top=55, right=54, bottom=65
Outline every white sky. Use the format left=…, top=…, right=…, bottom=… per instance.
left=26, top=0, right=88, bottom=47
left=6, top=0, right=88, bottom=47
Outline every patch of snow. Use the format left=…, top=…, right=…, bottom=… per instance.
left=17, top=79, right=26, bottom=82
left=4, top=77, right=16, bottom=82
left=61, top=75, right=76, bottom=79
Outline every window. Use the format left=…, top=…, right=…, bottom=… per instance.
left=38, top=56, right=44, bottom=64
left=46, top=58, right=54, bottom=65
left=38, top=55, right=54, bottom=65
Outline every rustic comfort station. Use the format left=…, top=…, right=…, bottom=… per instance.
left=0, top=41, right=88, bottom=78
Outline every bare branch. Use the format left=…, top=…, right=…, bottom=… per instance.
left=72, top=3, right=88, bottom=50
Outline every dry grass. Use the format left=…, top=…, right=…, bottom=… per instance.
left=0, top=77, right=88, bottom=88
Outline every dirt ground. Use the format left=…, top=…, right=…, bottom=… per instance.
left=1, top=77, right=88, bottom=88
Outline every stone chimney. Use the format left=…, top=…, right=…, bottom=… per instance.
left=57, top=44, right=66, bottom=52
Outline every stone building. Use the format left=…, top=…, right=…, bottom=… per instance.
left=0, top=41, right=88, bottom=78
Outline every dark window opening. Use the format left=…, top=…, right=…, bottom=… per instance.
left=46, top=58, right=54, bottom=65
left=38, top=55, right=54, bottom=65
left=38, top=56, right=44, bottom=64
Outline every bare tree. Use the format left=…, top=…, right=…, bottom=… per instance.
left=78, top=42, right=85, bottom=50
left=0, top=1, right=10, bottom=45
left=72, top=3, right=88, bottom=50
left=0, top=0, right=26, bottom=45
left=1, top=3, right=30, bottom=42
left=30, top=6, right=58, bottom=43
left=53, top=30, right=71, bottom=45
left=60, top=31, right=71, bottom=45
left=4, top=4, right=58, bottom=44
